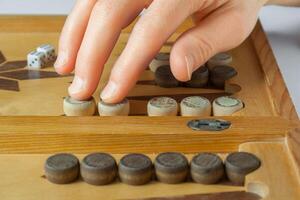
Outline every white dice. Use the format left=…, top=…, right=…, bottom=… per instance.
left=37, top=44, right=56, bottom=63
left=27, top=50, right=46, bottom=69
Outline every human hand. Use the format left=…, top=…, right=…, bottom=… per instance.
left=54, top=0, right=268, bottom=103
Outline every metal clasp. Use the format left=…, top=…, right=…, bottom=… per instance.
left=187, top=119, right=231, bottom=131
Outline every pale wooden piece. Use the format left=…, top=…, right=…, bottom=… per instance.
left=242, top=142, right=300, bottom=200
left=147, top=97, right=178, bottom=116
left=98, top=98, right=130, bottom=116
left=213, top=96, right=244, bottom=116
left=63, top=96, right=96, bottom=116
left=0, top=116, right=295, bottom=153
left=251, top=22, right=299, bottom=120
left=180, top=96, right=211, bottom=117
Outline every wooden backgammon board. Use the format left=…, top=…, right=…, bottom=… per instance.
left=0, top=16, right=299, bottom=200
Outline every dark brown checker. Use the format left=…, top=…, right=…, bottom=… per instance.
left=45, top=153, right=79, bottom=184
left=136, top=80, right=157, bottom=85
left=225, top=152, right=261, bottom=185
left=154, top=152, right=189, bottom=184
left=0, top=70, right=66, bottom=80
left=210, top=65, right=237, bottom=88
left=190, top=153, right=224, bottom=184
left=155, top=65, right=179, bottom=88
left=184, top=66, right=209, bottom=88
left=0, top=60, right=27, bottom=72
left=0, top=78, right=19, bottom=92
left=133, top=191, right=261, bottom=200
left=0, top=51, right=6, bottom=65
left=119, top=153, right=153, bottom=185
left=81, top=152, right=117, bottom=185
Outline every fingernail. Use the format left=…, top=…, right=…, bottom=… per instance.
left=185, top=54, right=195, bottom=80
left=54, top=51, right=68, bottom=69
left=68, top=76, right=85, bottom=95
left=100, top=81, right=118, bottom=101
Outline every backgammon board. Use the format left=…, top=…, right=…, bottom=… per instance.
left=0, top=16, right=299, bottom=200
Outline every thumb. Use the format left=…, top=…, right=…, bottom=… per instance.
left=170, top=7, right=256, bottom=81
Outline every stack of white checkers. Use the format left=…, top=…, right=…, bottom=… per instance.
left=63, top=96, right=243, bottom=117
left=27, top=44, right=56, bottom=69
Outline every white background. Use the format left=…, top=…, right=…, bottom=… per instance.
left=0, top=1, right=299, bottom=116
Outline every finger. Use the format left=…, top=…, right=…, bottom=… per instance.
left=69, top=0, right=148, bottom=100
left=171, top=4, right=259, bottom=81
left=54, top=0, right=97, bottom=75
left=100, top=0, right=198, bottom=103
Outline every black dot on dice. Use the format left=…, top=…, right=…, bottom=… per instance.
left=81, top=153, right=117, bottom=185
left=225, top=152, right=261, bottom=185
left=118, top=153, right=153, bottom=185
left=191, top=153, right=224, bottom=184
left=44, top=153, right=79, bottom=184
left=154, top=152, right=189, bottom=184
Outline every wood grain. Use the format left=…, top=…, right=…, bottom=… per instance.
left=0, top=116, right=296, bottom=154
left=251, top=22, right=298, bottom=120
left=133, top=191, right=261, bottom=200
left=286, top=128, right=300, bottom=181
left=242, top=142, right=300, bottom=200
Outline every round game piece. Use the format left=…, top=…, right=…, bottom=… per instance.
left=45, top=153, right=79, bottom=184
left=155, top=65, right=179, bottom=88
left=154, top=152, right=189, bottom=184
left=191, top=153, right=224, bottom=184
left=98, top=98, right=130, bottom=116
left=147, top=97, right=178, bottom=116
left=149, top=52, right=170, bottom=72
left=225, top=152, right=261, bottom=185
left=210, top=65, right=237, bottom=88
left=213, top=96, right=243, bottom=116
left=80, top=153, right=117, bottom=185
left=184, top=66, right=209, bottom=88
left=118, top=153, right=153, bottom=185
left=180, top=96, right=211, bottom=117
left=207, top=53, right=232, bottom=70
left=63, top=96, right=96, bottom=116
